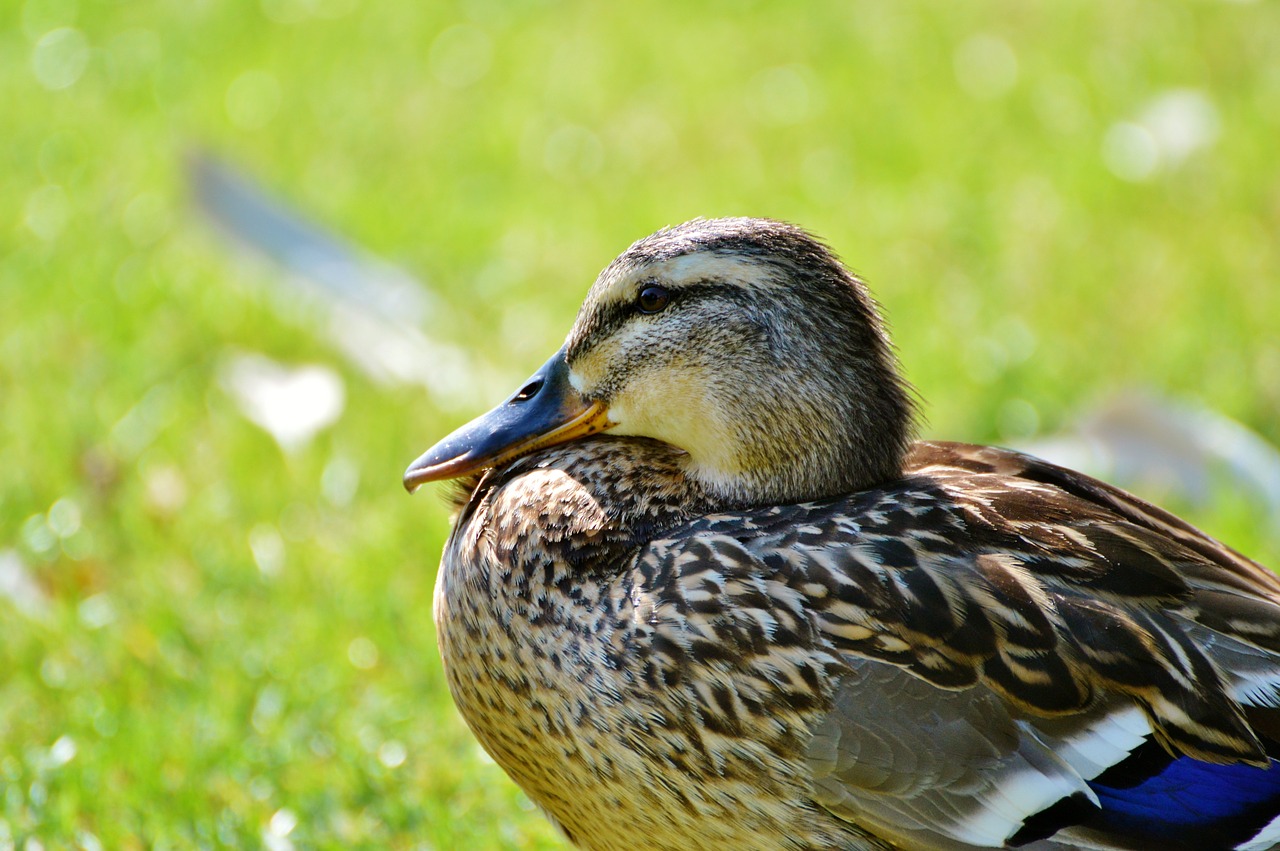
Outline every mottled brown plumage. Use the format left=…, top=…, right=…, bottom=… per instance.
left=407, top=218, right=1280, bottom=850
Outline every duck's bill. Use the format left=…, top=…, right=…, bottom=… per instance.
left=404, top=347, right=613, bottom=493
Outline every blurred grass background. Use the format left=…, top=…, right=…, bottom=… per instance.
left=3, top=0, right=1279, bottom=848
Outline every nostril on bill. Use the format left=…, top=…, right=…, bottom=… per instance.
left=513, top=378, right=544, bottom=402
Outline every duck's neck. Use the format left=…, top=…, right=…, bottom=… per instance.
left=681, top=378, right=916, bottom=508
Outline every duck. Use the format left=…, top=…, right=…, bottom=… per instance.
left=404, top=217, right=1280, bottom=850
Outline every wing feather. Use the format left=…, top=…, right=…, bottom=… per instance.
left=644, top=441, right=1280, bottom=847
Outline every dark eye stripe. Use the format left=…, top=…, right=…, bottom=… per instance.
left=567, top=277, right=758, bottom=361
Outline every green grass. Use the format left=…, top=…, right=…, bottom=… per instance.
left=3, top=0, right=1279, bottom=847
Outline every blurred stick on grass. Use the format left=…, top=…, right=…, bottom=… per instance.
left=188, top=151, right=493, bottom=411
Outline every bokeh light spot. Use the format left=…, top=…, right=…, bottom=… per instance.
left=347, top=636, right=379, bottom=670
left=429, top=24, right=493, bottom=89
left=249, top=525, right=285, bottom=576
left=1102, top=122, right=1159, bottom=182
left=378, top=740, right=407, bottom=768
left=750, top=65, right=820, bottom=125
left=954, top=34, right=1018, bottom=100
left=543, top=125, right=604, bottom=180
left=24, top=184, right=70, bottom=241
left=122, top=192, right=172, bottom=247
left=31, top=27, right=89, bottom=90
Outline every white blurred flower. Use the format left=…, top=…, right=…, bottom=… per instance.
left=1103, top=89, right=1219, bottom=181
left=48, top=735, right=77, bottom=768
left=221, top=353, right=345, bottom=451
left=0, top=549, right=49, bottom=617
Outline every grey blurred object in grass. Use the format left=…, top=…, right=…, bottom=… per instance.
left=187, top=152, right=490, bottom=410
left=1022, top=390, right=1280, bottom=540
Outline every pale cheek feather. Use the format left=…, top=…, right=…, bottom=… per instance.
left=568, top=340, right=618, bottom=396
left=608, top=368, right=747, bottom=481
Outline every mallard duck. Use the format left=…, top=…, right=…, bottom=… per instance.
left=404, top=218, right=1280, bottom=850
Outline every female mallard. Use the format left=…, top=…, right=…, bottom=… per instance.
left=405, top=218, right=1280, bottom=850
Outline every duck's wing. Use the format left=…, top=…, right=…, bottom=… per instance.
left=641, top=442, right=1280, bottom=849
left=908, top=440, right=1280, bottom=603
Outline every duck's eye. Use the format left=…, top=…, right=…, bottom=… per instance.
left=636, top=285, right=671, bottom=314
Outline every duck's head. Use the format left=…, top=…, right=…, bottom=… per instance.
left=405, top=217, right=916, bottom=506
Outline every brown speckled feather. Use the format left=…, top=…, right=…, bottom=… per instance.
left=433, top=436, right=1280, bottom=849
left=435, top=438, right=886, bottom=850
